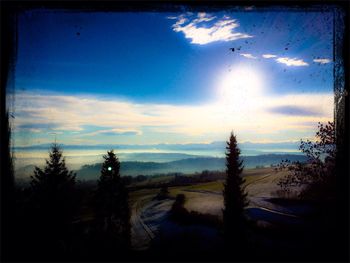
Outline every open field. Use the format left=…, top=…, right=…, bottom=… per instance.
left=128, top=167, right=302, bottom=250
left=129, top=167, right=289, bottom=215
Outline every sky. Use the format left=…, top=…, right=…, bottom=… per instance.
left=10, top=9, right=335, bottom=147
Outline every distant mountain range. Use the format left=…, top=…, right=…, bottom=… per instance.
left=75, top=154, right=307, bottom=180
left=117, top=152, right=210, bottom=162
left=14, top=141, right=301, bottom=155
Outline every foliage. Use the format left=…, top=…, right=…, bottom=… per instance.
left=276, top=122, right=336, bottom=199
left=222, top=132, right=248, bottom=243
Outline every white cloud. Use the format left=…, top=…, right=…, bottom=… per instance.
left=240, top=53, right=257, bottom=59
left=313, top=58, right=331, bottom=64
left=262, top=54, right=277, bottom=59
left=169, top=12, right=252, bottom=45
left=276, top=57, right=309, bottom=67
left=173, top=15, right=188, bottom=27
left=195, top=12, right=216, bottom=23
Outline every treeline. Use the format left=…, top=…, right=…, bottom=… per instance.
left=4, top=130, right=250, bottom=261
left=6, top=144, right=131, bottom=261
left=128, top=170, right=225, bottom=191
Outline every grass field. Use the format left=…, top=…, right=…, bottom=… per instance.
left=129, top=167, right=291, bottom=218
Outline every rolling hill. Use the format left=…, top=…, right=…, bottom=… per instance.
left=75, top=154, right=307, bottom=180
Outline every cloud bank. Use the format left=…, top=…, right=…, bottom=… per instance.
left=12, top=90, right=333, bottom=145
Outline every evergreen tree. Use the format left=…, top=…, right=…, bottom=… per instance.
left=222, top=132, right=248, bottom=248
left=29, top=143, right=77, bottom=259
left=30, top=143, right=77, bottom=234
left=95, top=150, right=131, bottom=249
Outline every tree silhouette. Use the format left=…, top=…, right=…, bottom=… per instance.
left=95, top=150, right=131, bottom=251
left=30, top=143, right=77, bottom=257
left=170, top=193, right=191, bottom=224
left=31, top=143, right=77, bottom=222
left=275, top=123, right=344, bottom=260
left=277, top=121, right=336, bottom=199
left=222, top=132, right=248, bottom=250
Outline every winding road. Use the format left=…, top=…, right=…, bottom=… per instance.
left=130, top=196, right=155, bottom=250
left=130, top=173, right=307, bottom=250
left=131, top=196, right=173, bottom=250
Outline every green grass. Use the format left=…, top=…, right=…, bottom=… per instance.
left=184, top=180, right=224, bottom=192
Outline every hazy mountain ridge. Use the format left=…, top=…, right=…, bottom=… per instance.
left=14, top=141, right=300, bottom=152
left=14, top=153, right=306, bottom=180
left=76, top=154, right=307, bottom=180
left=118, top=152, right=208, bottom=162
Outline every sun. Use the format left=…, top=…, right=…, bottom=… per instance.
left=218, top=66, right=264, bottom=110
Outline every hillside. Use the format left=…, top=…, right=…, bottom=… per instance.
left=75, top=154, right=307, bottom=180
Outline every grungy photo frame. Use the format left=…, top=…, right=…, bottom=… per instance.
left=1, top=1, right=349, bottom=262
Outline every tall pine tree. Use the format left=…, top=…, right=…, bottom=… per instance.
left=30, top=143, right=77, bottom=257
left=95, top=150, right=131, bottom=250
left=31, top=143, right=77, bottom=224
left=222, top=132, right=248, bottom=249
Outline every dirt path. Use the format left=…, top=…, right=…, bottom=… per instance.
left=130, top=196, right=155, bottom=250
left=130, top=172, right=306, bottom=250
left=130, top=196, right=173, bottom=250
left=181, top=173, right=306, bottom=224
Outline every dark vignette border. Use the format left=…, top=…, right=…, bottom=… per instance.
left=1, top=1, right=349, bottom=262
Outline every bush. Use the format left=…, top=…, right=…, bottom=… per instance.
left=276, top=122, right=336, bottom=200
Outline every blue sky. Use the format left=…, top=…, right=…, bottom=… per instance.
left=11, top=9, right=334, bottom=146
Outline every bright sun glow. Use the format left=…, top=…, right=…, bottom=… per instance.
left=218, top=66, right=264, bottom=111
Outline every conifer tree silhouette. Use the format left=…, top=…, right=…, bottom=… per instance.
left=31, top=143, right=77, bottom=223
left=222, top=132, right=248, bottom=250
left=30, top=143, right=77, bottom=257
left=95, top=150, right=131, bottom=250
